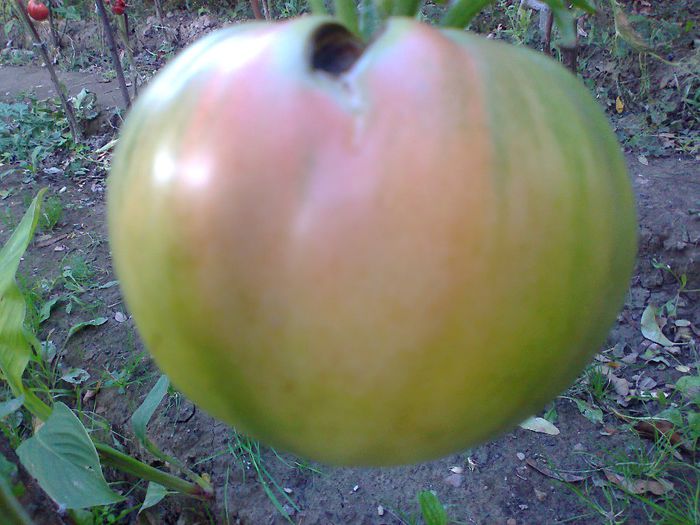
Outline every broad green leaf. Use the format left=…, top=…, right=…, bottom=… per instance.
left=442, top=0, right=493, bottom=29
left=640, top=305, right=674, bottom=347
left=0, top=452, right=18, bottom=482
left=573, top=398, right=604, bottom=425
left=132, top=375, right=169, bottom=444
left=16, top=403, right=124, bottom=509
left=0, top=396, right=24, bottom=419
left=675, top=376, right=700, bottom=405
left=0, top=190, right=45, bottom=397
left=418, top=490, right=448, bottom=525
left=0, top=475, right=33, bottom=525
left=540, top=0, right=576, bottom=48
left=687, top=412, right=700, bottom=440
left=60, top=368, right=90, bottom=385
left=139, top=482, right=168, bottom=513
left=609, top=0, right=654, bottom=53
left=65, top=317, right=108, bottom=344
left=38, top=296, right=62, bottom=323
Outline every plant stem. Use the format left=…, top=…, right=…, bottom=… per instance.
left=334, top=0, right=359, bottom=35
left=308, top=0, right=328, bottom=15
left=143, top=437, right=212, bottom=492
left=153, top=0, right=164, bottom=20
left=94, top=0, right=131, bottom=109
left=11, top=0, right=81, bottom=142
left=543, top=9, right=554, bottom=54
left=119, top=12, right=139, bottom=97
left=45, top=0, right=61, bottom=49
left=441, top=0, right=494, bottom=29
left=250, top=0, right=264, bottom=19
left=0, top=477, right=34, bottom=525
left=95, top=443, right=212, bottom=500
left=17, top=386, right=209, bottom=500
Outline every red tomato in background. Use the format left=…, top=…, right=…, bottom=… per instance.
left=27, top=0, right=49, bottom=21
left=108, top=17, right=637, bottom=466
left=112, top=0, right=126, bottom=15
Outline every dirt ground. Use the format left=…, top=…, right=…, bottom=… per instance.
left=1, top=4, right=699, bottom=525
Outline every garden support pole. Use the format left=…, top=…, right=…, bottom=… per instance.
left=94, top=0, right=131, bottom=109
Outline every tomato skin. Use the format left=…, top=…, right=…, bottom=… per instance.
left=27, top=0, right=49, bottom=21
left=108, top=17, right=637, bottom=466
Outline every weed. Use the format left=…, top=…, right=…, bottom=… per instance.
left=227, top=431, right=299, bottom=523
left=62, top=254, right=96, bottom=291
left=39, top=196, right=63, bottom=231
left=0, top=96, right=74, bottom=174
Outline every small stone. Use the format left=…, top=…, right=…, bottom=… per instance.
left=516, top=452, right=525, bottom=461
left=377, top=505, right=385, bottom=516
left=444, top=473, right=464, bottom=488
left=283, top=487, right=293, bottom=494
left=573, top=443, right=585, bottom=452
left=449, top=466, right=464, bottom=474
left=114, top=311, right=127, bottom=323
left=534, top=488, right=547, bottom=501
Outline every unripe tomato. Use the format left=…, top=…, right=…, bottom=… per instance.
left=27, top=0, right=49, bottom=21
left=108, top=17, right=637, bottom=466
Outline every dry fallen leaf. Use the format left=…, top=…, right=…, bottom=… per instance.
left=525, top=459, right=589, bottom=483
left=35, top=233, right=68, bottom=248
left=519, top=417, right=560, bottom=435
left=641, top=305, right=675, bottom=347
left=616, top=96, right=625, bottom=113
left=604, top=470, right=674, bottom=495
left=633, top=420, right=693, bottom=455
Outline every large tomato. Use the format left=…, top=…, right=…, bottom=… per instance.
left=108, top=16, right=637, bottom=466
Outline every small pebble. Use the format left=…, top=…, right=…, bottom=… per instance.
left=516, top=452, right=525, bottom=461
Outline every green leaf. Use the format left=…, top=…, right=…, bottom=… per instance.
left=609, top=0, right=654, bottom=53
left=418, top=490, right=448, bottom=525
left=131, top=375, right=169, bottom=445
left=139, top=482, right=168, bottom=513
left=0, top=396, right=24, bottom=419
left=0, top=190, right=45, bottom=392
left=0, top=452, right=18, bottom=482
left=442, top=0, right=493, bottom=29
left=640, top=304, right=675, bottom=347
left=0, top=190, right=50, bottom=420
left=65, top=317, right=108, bottom=344
left=16, top=403, right=124, bottom=509
left=573, top=398, right=604, bottom=425
left=38, top=296, right=62, bottom=323
left=0, top=475, right=33, bottom=525
left=60, top=368, right=90, bottom=385
left=675, top=376, right=700, bottom=404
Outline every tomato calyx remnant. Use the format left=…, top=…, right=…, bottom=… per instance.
left=310, top=23, right=364, bottom=76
